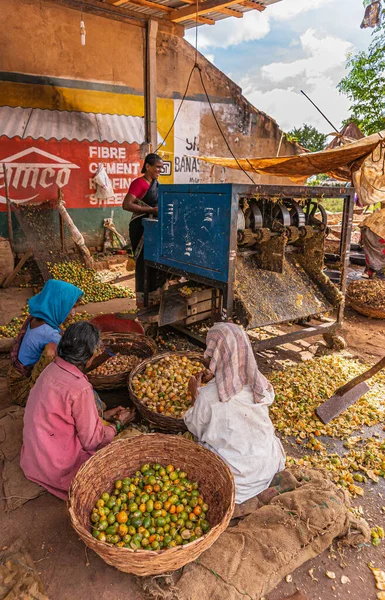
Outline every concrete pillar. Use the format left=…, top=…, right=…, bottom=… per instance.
left=144, top=19, right=158, bottom=153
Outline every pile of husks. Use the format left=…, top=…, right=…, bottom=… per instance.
left=347, top=279, right=385, bottom=309
left=89, top=353, right=142, bottom=376
left=48, top=261, right=134, bottom=303
left=268, top=355, right=385, bottom=497
left=132, top=355, right=205, bottom=417
left=90, top=463, right=210, bottom=550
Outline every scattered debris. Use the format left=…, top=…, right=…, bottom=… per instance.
left=326, top=570, right=336, bottom=579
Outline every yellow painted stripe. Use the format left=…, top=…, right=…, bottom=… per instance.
left=0, top=80, right=145, bottom=116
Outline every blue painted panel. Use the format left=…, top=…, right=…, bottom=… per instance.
left=144, top=184, right=233, bottom=283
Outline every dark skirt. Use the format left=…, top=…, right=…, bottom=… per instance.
left=129, top=216, right=166, bottom=295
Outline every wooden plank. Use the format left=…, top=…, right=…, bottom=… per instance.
left=238, top=0, right=265, bottom=9
left=216, top=6, right=243, bottom=16
left=197, top=15, right=215, bottom=23
left=169, top=0, right=242, bottom=21
left=108, top=0, right=173, bottom=12
left=3, top=165, right=14, bottom=255
left=145, top=19, right=158, bottom=151
left=2, top=249, right=33, bottom=289
left=179, top=0, right=243, bottom=17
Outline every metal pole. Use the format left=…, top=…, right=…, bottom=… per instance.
left=300, top=90, right=339, bottom=133
left=3, top=164, right=14, bottom=255
left=145, top=20, right=158, bottom=152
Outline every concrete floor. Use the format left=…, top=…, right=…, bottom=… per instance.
left=0, top=291, right=383, bottom=600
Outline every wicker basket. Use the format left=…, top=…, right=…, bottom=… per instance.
left=347, top=297, right=385, bottom=319
left=88, top=332, right=157, bottom=391
left=68, top=434, right=235, bottom=576
left=128, top=352, right=209, bottom=433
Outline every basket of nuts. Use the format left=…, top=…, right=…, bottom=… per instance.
left=88, top=332, right=157, bottom=391
left=68, top=434, right=235, bottom=575
left=128, top=352, right=209, bottom=433
left=347, top=279, right=385, bottom=319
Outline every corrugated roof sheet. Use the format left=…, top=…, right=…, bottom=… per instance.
left=0, top=106, right=163, bottom=144
left=96, top=0, right=282, bottom=28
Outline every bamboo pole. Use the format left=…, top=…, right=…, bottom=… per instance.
left=3, top=164, right=14, bottom=255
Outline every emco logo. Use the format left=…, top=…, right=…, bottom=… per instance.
left=0, top=147, right=80, bottom=203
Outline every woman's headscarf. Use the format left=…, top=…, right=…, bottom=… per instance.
left=28, top=280, right=83, bottom=331
left=204, top=322, right=273, bottom=403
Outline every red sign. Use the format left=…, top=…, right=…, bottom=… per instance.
left=0, top=137, right=141, bottom=211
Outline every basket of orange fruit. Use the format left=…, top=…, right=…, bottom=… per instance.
left=68, top=434, right=235, bottom=575
left=127, top=352, right=209, bottom=433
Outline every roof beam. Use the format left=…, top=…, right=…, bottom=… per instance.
left=169, top=0, right=243, bottom=21
left=216, top=6, right=243, bottom=17
left=180, top=0, right=243, bottom=18
left=196, top=15, right=215, bottom=23
left=237, top=0, right=265, bottom=9
left=105, top=0, right=172, bottom=12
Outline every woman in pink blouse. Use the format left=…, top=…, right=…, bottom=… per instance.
left=21, top=321, right=134, bottom=500
left=122, top=153, right=167, bottom=308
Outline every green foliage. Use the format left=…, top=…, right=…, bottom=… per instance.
left=338, top=21, right=385, bottom=135
left=286, top=124, right=327, bottom=152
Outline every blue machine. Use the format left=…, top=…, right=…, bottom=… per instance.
left=143, top=183, right=354, bottom=348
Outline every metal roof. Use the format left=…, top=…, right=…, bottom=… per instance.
left=0, top=106, right=164, bottom=144
left=97, top=0, right=282, bottom=29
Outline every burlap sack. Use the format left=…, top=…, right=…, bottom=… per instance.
left=0, top=540, right=49, bottom=600
left=0, top=406, right=45, bottom=512
left=139, top=466, right=370, bottom=600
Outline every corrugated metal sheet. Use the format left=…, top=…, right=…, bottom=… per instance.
left=95, top=0, right=282, bottom=28
left=0, top=106, right=154, bottom=144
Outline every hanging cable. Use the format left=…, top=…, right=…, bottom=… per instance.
left=155, top=64, right=197, bottom=152
left=197, top=67, right=257, bottom=184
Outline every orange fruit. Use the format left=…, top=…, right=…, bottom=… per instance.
left=176, top=505, right=184, bottom=514
left=139, top=503, right=146, bottom=513
left=193, top=506, right=202, bottom=516
left=169, top=505, right=176, bottom=514
left=154, top=501, right=162, bottom=510
left=116, top=511, right=128, bottom=524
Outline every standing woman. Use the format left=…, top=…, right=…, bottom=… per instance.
left=123, top=153, right=166, bottom=308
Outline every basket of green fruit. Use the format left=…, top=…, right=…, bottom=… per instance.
left=68, top=434, right=235, bottom=576
left=128, top=352, right=209, bottom=433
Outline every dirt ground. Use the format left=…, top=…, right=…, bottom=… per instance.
left=0, top=285, right=384, bottom=600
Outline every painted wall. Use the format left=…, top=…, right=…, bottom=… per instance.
left=0, top=0, right=299, bottom=251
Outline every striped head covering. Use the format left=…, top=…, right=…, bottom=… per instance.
left=204, top=322, right=273, bottom=403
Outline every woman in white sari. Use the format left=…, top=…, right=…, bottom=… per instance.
left=184, top=323, right=285, bottom=504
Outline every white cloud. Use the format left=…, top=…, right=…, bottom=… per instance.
left=185, top=0, right=335, bottom=51
left=185, top=10, right=270, bottom=49
left=239, top=29, right=353, bottom=134
left=261, top=29, right=352, bottom=82
left=205, top=53, right=215, bottom=64
left=267, top=0, right=335, bottom=21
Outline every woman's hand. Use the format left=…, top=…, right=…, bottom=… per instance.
left=201, top=368, right=214, bottom=384
left=116, top=407, right=136, bottom=426
left=188, top=372, right=203, bottom=405
left=104, top=406, right=125, bottom=421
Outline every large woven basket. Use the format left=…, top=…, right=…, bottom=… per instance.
left=88, top=332, right=157, bottom=390
left=347, top=297, right=385, bottom=319
left=68, top=434, right=235, bottom=576
left=128, top=352, right=209, bottom=433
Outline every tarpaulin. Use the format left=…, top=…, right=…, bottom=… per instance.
left=200, top=130, right=385, bottom=187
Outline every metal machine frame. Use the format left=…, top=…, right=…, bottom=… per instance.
left=143, top=184, right=354, bottom=350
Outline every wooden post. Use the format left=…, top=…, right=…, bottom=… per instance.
left=3, top=164, right=14, bottom=255
left=145, top=19, right=158, bottom=152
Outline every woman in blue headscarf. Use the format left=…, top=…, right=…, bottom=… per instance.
left=7, top=279, right=83, bottom=406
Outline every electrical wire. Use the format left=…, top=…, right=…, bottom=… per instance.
left=155, top=64, right=197, bottom=152
left=197, top=67, right=257, bottom=184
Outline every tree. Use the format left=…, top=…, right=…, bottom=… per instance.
left=338, top=18, right=385, bottom=135
left=286, top=124, right=327, bottom=152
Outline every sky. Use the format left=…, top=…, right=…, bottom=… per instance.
left=185, top=0, right=373, bottom=135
